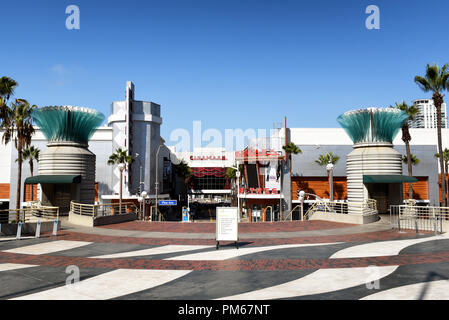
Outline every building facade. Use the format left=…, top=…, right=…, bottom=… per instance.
left=3, top=82, right=169, bottom=210
left=411, top=99, right=447, bottom=129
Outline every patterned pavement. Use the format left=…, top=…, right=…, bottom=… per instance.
left=1, top=219, right=449, bottom=301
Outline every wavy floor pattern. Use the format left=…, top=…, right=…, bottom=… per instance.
left=89, top=245, right=214, bottom=259
left=167, top=243, right=341, bottom=261
left=330, top=233, right=449, bottom=259
left=217, top=266, right=399, bottom=300
left=12, top=269, right=192, bottom=300
left=0, top=263, right=39, bottom=272
left=360, top=280, right=449, bottom=300
left=2, top=240, right=92, bottom=255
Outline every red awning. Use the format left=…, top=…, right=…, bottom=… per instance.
left=192, top=167, right=226, bottom=178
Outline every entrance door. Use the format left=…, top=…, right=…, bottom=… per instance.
left=54, top=184, right=72, bottom=214
left=367, top=183, right=388, bottom=213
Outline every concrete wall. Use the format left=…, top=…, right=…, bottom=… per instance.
left=0, top=220, right=61, bottom=236
left=68, top=212, right=136, bottom=227
left=289, top=144, right=439, bottom=206
left=309, top=211, right=380, bottom=224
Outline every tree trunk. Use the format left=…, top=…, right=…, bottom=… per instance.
left=401, top=123, right=414, bottom=199
left=30, top=160, right=34, bottom=201
left=444, top=162, right=449, bottom=204
left=16, top=141, right=22, bottom=221
left=119, top=169, right=122, bottom=215
left=405, top=141, right=413, bottom=199
left=434, top=92, right=446, bottom=207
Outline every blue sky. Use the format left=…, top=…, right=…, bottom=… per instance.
left=2, top=0, right=449, bottom=146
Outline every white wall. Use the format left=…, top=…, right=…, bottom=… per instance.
left=0, top=142, right=11, bottom=184
left=288, top=127, right=449, bottom=148
left=169, top=147, right=235, bottom=168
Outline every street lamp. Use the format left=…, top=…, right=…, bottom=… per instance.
left=134, top=152, right=144, bottom=195
left=141, top=191, right=148, bottom=221
left=229, top=161, right=241, bottom=222
left=118, top=163, right=126, bottom=214
left=298, top=190, right=305, bottom=221
left=236, top=165, right=241, bottom=222
left=155, top=144, right=163, bottom=221
left=138, top=196, right=143, bottom=220
left=326, top=162, right=334, bottom=203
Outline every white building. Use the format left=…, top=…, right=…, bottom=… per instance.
left=411, top=99, right=447, bottom=129
left=169, top=147, right=235, bottom=207
left=3, top=82, right=170, bottom=210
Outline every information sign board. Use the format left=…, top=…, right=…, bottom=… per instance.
left=215, top=207, right=239, bottom=249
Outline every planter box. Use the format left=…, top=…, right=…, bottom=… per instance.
left=309, top=211, right=380, bottom=224
left=0, top=221, right=61, bottom=236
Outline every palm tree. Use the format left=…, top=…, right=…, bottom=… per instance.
left=282, top=142, right=301, bottom=219
left=0, top=77, right=18, bottom=123
left=0, top=76, right=18, bottom=101
left=402, top=154, right=420, bottom=166
left=315, top=152, right=340, bottom=166
left=225, top=163, right=244, bottom=206
left=282, top=142, right=302, bottom=176
left=21, top=146, right=40, bottom=201
left=393, top=101, right=420, bottom=199
left=173, top=159, right=193, bottom=206
left=315, top=152, right=340, bottom=201
left=1, top=99, right=36, bottom=219
left=435, top=149, right=449, bottom=205
left=108, top=148, right=133, bottom=212
left=173, top=159, right=192, bottom=182
left=415, top=64, right=449, bottom=206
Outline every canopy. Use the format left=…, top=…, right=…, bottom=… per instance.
left=363, top=175, right=418, bottom=184
left=24, top=175, right=82, bottom=184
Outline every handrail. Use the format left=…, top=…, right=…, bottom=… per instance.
left=283, top=205, right=302, bottom=221
left=0, top=205, right=60, bottom=223
left=265, top=206, right=273, bottom=222
left=303, top=201, right=319, bottom=220
left=70, top=201, right=139, bottom=218
left=148, top=206, right=165, bottom=222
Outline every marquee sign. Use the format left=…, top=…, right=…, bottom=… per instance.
left=235, top=148, right=283, bottom=160
left=190, top=155, right=227, bottom=161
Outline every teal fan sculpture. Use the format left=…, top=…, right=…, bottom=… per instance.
left=337, top=108, right=409, bottom=144
left=32, top=106, right=105, bottom=144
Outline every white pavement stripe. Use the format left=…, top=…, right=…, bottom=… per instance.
left=330, top=233, right=449, bottom=259
left=0, top=237, right=35, bottom=242
left=89, top=245, right=214, bottom=259
left=360, top=280, right=449, bottom=300
left=167, top=243, right=341, bottom=261
left=217, top=265, right=399, bottom=300
left=0, top=263, right=39, bottom=272
left=12, top=269, right=192, bottom=300
left=2, top=240, right=92, bottom=255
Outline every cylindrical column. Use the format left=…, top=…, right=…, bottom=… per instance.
left=346, top=144, right=402, bottom=214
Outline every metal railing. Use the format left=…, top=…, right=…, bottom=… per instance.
left=283, top=204, right=302, bottom=221
left=148, top=206, right=165, bottom=222
left=265, top=206, right=274, bottom=222
left=70, top=201, right=139, bottom=219
left=0, top=205, right=59, bottom=224
left=303, top=199, right=378, bottom=219
left=390, top=205, right=449, bottom=234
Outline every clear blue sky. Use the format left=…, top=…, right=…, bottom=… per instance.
left=2, top=0, right=449, bottom=146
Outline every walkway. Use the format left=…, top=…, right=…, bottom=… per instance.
left=1, top=216, right=449, bottom=301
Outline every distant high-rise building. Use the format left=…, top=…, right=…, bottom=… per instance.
left=411, top=99, right=447, bottom=128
